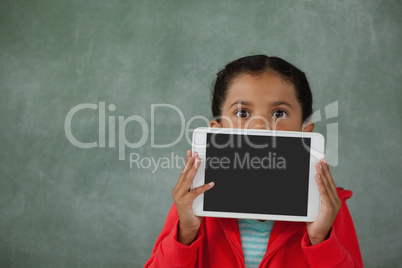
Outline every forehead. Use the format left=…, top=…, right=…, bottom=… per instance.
left=223, top=73, right=299, bottom=107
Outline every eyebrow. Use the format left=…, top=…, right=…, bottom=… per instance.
left=229, top=101, right=253, bottom=109
left=229, top=100, right=294, bottom=110
left=272, top=101, right=294, bottom=110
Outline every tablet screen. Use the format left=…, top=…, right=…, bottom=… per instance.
left=204, top=132, right=311, bottom=216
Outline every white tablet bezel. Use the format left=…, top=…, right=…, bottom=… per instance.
left=191, top=127, right=324, bottom=222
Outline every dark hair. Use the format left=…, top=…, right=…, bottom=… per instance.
left=211, top=55, right=313, bottom=122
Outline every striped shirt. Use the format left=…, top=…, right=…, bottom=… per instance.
left=238, top=219, right=274, bottom=268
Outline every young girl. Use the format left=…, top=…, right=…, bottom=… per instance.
left=145, top=55, right=363, bottom=267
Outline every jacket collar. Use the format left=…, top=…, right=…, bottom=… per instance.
left=217, top=217, right=305, bottom=257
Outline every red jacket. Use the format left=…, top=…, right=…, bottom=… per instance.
left=145, top=188, right=363, bottom=267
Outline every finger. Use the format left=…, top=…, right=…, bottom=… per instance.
left=316, top=162, right=339, bottom=206
left=184, top=149, right=191, bottom=165
left=316, top=163, right=335, bottom=199
left=320, top=159, right=339, bottom=197
left=177, top=154, right=196, bottom=187
left=315, top=173, right=331, bottom=205
left=318, top=159, right=339, bottom=202
left=182, top=150, right=194, bottom=174
left=188, top=181, right=215, bottom=200
left=321, top=159, right=342, bottom=210
left=182, top=155, right=201, bottom=191
left=175, top=151, right=195, bottom=191
left=177, top=155, right=200, bottom=196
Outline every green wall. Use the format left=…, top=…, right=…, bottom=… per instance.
left=1, top=1, right=401, bottom=267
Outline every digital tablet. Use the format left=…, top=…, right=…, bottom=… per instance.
left=191, top=127, right=324, bottom=222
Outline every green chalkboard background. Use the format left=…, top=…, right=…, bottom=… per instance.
left=1, top=1, right=401, bottom=267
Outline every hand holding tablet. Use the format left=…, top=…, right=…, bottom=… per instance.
left=171, top=149, right=215, bottom=245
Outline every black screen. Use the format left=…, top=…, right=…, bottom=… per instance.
left=204, top=133, right=311, bottom=216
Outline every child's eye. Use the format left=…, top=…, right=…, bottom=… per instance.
left=235, top=109, right=251, bottom=118
left=272, top=110, right=287, bottom=119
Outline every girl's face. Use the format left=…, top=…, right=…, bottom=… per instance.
left=210, top=72, right=314, bottom=132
